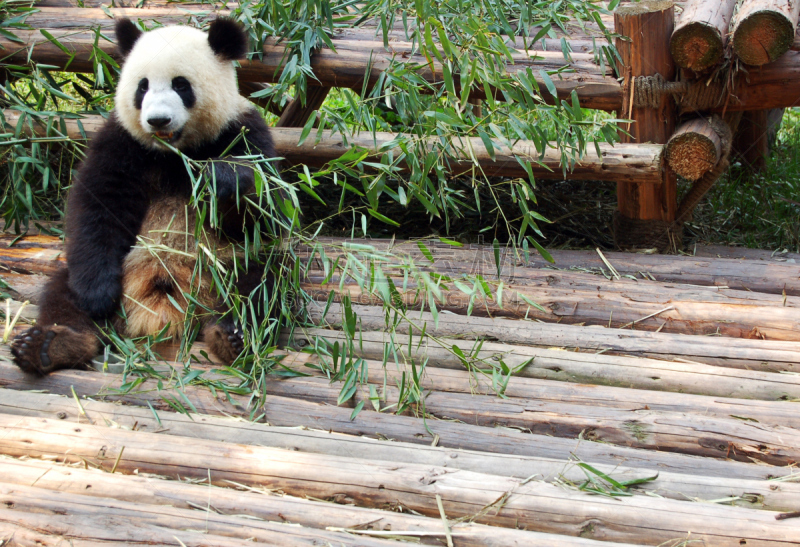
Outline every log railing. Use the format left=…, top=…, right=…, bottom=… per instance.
left=0, top=109, right=664, bottom=184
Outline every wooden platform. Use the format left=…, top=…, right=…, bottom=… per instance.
left=1, top=235, right=800, bottom=545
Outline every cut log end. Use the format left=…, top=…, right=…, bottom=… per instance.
left=670, top=24, right=723, bottom=71
left=733, top=11, right=796, bottom=66
left=665, top=133, right=719, bottom=180
left=616, top=1, right=674, bottom=17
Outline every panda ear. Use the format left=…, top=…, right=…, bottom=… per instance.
left=208, top=18, right=248, bottom=61
left=116, top=18, right=143, bottom=58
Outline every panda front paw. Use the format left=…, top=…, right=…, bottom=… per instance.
left=205, top=161, right=254, bottom=202
left=75, top=279, right=121, bottom=320
left=202, top=320, right=244, bottom=365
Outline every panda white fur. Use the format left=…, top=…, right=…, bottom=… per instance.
left=11, top=18, right=277, bottom=374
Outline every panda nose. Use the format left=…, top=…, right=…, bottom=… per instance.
left=147, top=117, right=171, bottom=129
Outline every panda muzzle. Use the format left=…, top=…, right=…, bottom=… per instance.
left=153, top=129, right=182, bottom=143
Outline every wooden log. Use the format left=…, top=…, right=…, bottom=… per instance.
left=0, top=27, right=624, bottom=111
left=694, top=245, right=800, bottom=261
left=279, top=352, right=800, bottom=429
left=2, top=415, right=798, bottom=545
left=0, top=110, right=664, bottom=184
left=8, top=390, right=797, bottom=511
left=301, top=276, right=800, bottom=340
left=732, top=0, right=800, bottom=66
left=733, top=110, right=771, bottom=171
left=670, top=0, right=737, bottom=71
left=713, top=50, right=800, bottom=111
left=276, top=86, right=330, bottom=128
left=239, top=81, right=286, bottom=117
left=309, top=303, right=800, bottom=372
left=0, top=520, right=259, bottom=547
left=0, top=363, right=783, bottom=481
left=665, top=117, right=723, bottom=180
left=614, top=1, right=678, bottom=248
left=0, top=483, right=400, bottom=547
left=288, top=328, right=800, bottom=401
left=0, top=460, right=629, bottom=547
left=265, top=375, right=800, bottom=466
left=8, top=232, right=800, bottom=341
left=307, top=236, right=800, bottom=296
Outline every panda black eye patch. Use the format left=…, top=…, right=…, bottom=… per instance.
left=172, top=77, right=196, bottom=109
left=134, top=78, right=148, bottom=110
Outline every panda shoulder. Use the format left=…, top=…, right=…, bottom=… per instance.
left=235, top=106, right=274, bottom=150
left=80, top=113, right=147, bottom=176
left=90, top=113, right=142, bottom=154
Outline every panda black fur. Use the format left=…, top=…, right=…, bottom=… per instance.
left=11, top=18, right=277, bottom=374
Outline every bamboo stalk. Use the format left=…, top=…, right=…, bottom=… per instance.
left=0, top=363, right=782, bottom=481
left=670, top=0, right=738, bottom=71
left=1, top=415, right=798, bottom=545
left=0, top=459, right=630, bottom=547
left=732, top=0, right=800, bottom=65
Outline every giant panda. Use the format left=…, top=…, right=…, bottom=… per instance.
left=11, top=18, right=279, bottom=374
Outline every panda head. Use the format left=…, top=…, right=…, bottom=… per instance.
left=115, top=18, right=251, bottom=151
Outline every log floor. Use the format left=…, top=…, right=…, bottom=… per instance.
left=1, top=236, right=800, bottom=546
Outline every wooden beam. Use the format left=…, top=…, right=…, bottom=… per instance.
left=308, top=303, right=800, bottom=372
left=277, top=343, right=800, bottom=429
left=5, top=232, right=800, bottom=340
left=6, top=389, right=797, bottom=511
left=1, top=110, right=664, bottom=183
left=0, top=363, right=781, bottom=481
left=614, top=1, right=678, bottom=250
left=0, top=459, right=625, bottom=547
left=276, top=86, right=330, bottom=128
left=0, top=482, right=399, bottom=547
left=306, top=236, right=800, bottom=296
left=300, top=275, right=800, bottom=340
left=0, top=26, right=624, bottom=111
left=670, top=0, right=737, bottom=72
left=732, top=0, right=800, bottom=66
left=665, top=117, right=723, bottom=180
left=732, top=110, right=773, bottom=171
left=1, top=415, right=798, bottom=545
left=287, top=328, right=800, bottom=401
left=264, top=373, right=800, bottom=466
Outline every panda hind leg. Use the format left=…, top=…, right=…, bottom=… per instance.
left=11, top=269, right=100, bottom=375
left=200, top=264, right=273, bottom=365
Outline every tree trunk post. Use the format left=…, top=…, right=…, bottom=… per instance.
left=614, top=1, right=678, bottom=252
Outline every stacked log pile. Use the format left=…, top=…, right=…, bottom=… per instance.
left=2, top=234, right=800, bottom=544
left=2, top=3, right=800, bottom=544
